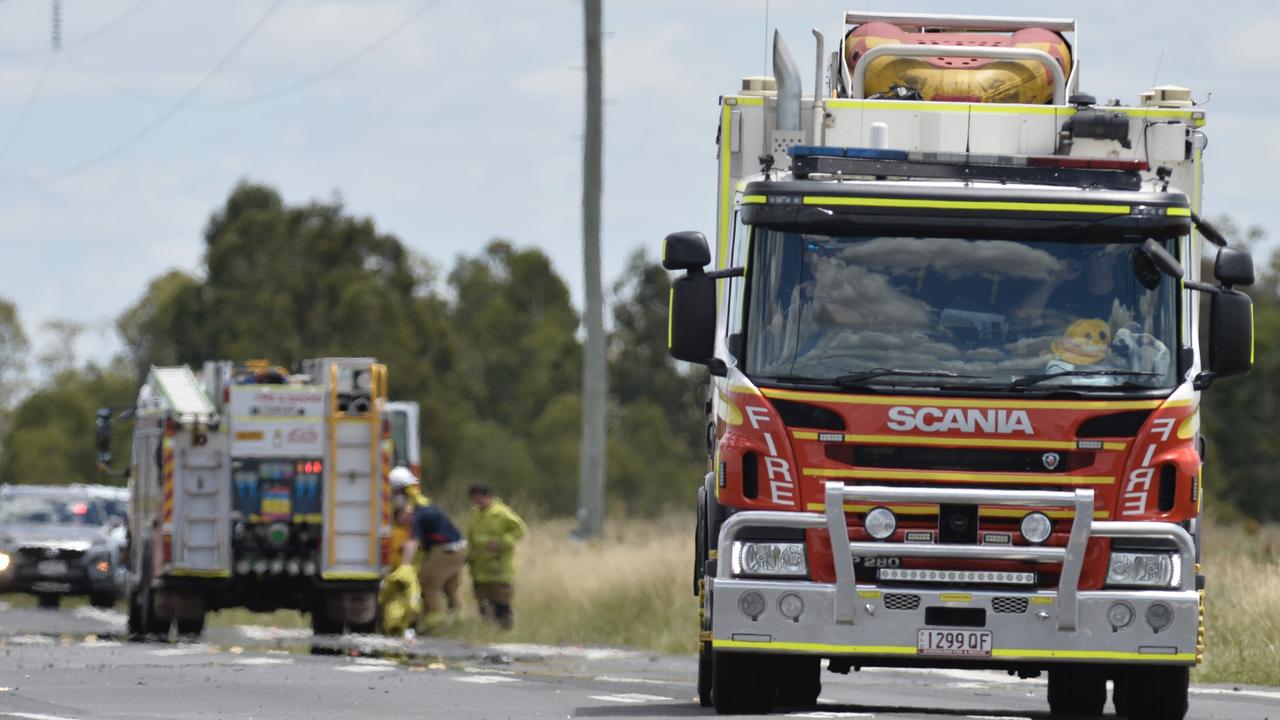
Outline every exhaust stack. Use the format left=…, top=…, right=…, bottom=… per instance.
left=773, top=30, right=802, bottom=132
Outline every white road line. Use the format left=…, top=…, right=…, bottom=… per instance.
left=783, top=707, right=875, bottom=712
left=593, top=675, right=682, bottom=686
left=353, top=657, right=397, bottom=666
left=487, top=642, right=639, bottom=661
left=1, top=713, right=86, bottom=720
left=452, top=675, right=519, bottom=684
left=235, top=657, right=294, bottom=666
left=70, top=607, right=127, bottom=625
left=78, top=639, right=123, bottom=648
left=589, top=693, right=672, bottom=704
left=6, top=636, right=54, bottom=646
left=235, top=625, right=312, bottom=641
left=335, top=665, right=398, bottom=673
left=1190, top=687, right=1280, bottom=701
left=150, top=645, right=210, bottom=656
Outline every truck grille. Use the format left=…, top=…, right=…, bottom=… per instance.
left=991, top=596, right=1029, bottom=614
left=883, top=593, right=921, bottom=611
left=17, top=546, right=85, bottom=561
left=826, top=445, right=1094, bottom=473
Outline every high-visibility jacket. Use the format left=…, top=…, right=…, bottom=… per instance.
left=378, top=564, right=422, bottom=636
left=387, top=488, right=431, bottom=568
left=465, top=499, right=526, bottom=584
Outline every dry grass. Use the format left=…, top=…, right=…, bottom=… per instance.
left=1194, top=519, right=1280, bottom=685
left=442, top=514, right=698, bottom=655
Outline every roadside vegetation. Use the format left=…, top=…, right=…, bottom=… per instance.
left=1195, top=519, right=1280, bottom=685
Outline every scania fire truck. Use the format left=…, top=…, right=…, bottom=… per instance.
left=99, top=358, right=394, bottom=638
left=665, top=12, right=1255, bottom=718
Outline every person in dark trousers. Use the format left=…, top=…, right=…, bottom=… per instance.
left=399, top=499, right=467, bottom=631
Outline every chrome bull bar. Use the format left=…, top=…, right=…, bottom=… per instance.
left=716, top=481, right=1196, bottom=633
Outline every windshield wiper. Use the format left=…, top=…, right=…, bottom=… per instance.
left=834, top=368, right=991, bottom=385
left=1007, top=370, right=1160, bottom=390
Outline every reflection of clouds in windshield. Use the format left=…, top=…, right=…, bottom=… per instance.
left=780, top=328, right=1059, bottom=380
left=834, top=237, right=1062, bottom=280
left=810, top=264, right=931, bottom=327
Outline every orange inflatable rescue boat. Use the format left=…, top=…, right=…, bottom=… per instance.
left=845, top=22, right=1071, bottom=104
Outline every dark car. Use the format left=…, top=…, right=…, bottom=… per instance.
left=0, top=484, right=125, bottom=609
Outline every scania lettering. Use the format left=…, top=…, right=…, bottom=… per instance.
left=667, top=12, right=1254, bottom=719
left=886, top=406, right=1034, bottom=435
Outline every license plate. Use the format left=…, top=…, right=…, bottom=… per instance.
left=917, top=629, right=992, bottom=657
left=37, top=560, right=68, bottom=577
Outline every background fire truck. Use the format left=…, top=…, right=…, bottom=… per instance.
left=666, top=11, right=1255, bottom=718
left=99, top=357, right=395, bottom=638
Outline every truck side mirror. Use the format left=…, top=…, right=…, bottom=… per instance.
left=1205, top=288, right=1253, bottom=382
left=1214, top=247, right=1255, bottom=288
left=662, top=231, right=711, bottom=271
left=664, top=231, right=717, bottom=366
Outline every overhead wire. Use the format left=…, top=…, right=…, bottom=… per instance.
left=0, top=0, right=287, bottom=184
left=0, top=52, right=57, bottom=164
left=0, top=0, right=152, bottom=60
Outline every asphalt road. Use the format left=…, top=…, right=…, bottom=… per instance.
left=0, top=601, right=1276, bottom=720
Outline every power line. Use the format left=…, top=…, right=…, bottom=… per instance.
left=0, top=52, right=57, bottom=165
left=0, top=0, right=285, bottom=184
left=0, top=0, right=152, bottom=60
left=49, top=0, right=440, bottom=110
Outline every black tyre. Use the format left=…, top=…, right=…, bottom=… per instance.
left=128, top=543, right=166, bottom=641
left=36, top=593, right=60, bottom=610
left=1118, top=666, right=1189, bottom=720
left=712, top=651, right=776, bottom=715
left=90, top=591, right=119, bottom=609
left=775, top=656, right=821, bottom=707
left=697, top=641, right=713, bottom=707
left=1112, top=674, right=1128, bottom=717
left=177, top=613, right=205, bottom=638
left=1047, top=665, right=1106, bottom=717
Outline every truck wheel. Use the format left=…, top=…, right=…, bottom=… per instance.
left=1118, top=667, right=1189, bottom=720
left=1047, top=665, right=1105, bottom=717
left=36, top=593, right=61, bottom=609
left=712, top=651, right=776, bottom=715
left=697, top=641, right=713, bottom=707
left=775, top=656, right=821, bottom=707
left=1112, top=674, right=1128, bottom=717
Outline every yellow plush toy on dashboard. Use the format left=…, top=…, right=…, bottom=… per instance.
left=1050, top=318, right=1111, bottom=366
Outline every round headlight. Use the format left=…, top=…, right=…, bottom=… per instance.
left=865, top=507, right=897, bottom=540
left=738, top=591, right=766, bottom=619
left=0, top=552, right=10, bottom=572
left=1107, top=601, right=1135, bottom=630
left=1020, top=512, right=1052, bottom=544
left=778, top=593, right=804, bottom=621
left=1146, top=602, right=1173, bottom=632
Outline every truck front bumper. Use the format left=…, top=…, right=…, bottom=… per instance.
left=710, top=483, right=1200, bottom=667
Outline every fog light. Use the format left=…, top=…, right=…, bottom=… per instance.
left=269, top=558, right=285, bottom=575
left=1107, top=601, right=1135, bottom=630
left=235, top=559, right=251, bottom=575
left=1146, top=602, right=1173, bottom=632
left=738, top=591, right=766, bottom=619
left=778, top=593, right=804, bottom=621
left=302, top=559, right=317, bottom=576
left=286, top=559, right=301, bottom=576
left=252, top=559, right=268, bottom=575
left=0, top=552, right=11, bottom=572
left=1020, top=512, right=1052, bottom=544
left=865, top=507, right=897, bottom=540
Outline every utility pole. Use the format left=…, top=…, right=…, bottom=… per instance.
left=575, top=0, right=606, bottom=540
left=51, top=0, right=62, bottom=51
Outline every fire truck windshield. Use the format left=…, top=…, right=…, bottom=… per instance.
left=744, top=229, right=1180, bottom=392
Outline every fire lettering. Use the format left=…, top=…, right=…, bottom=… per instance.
left=743, top=405, right=795, bottom=506
left=1121, top=418, right=1178, bottom=515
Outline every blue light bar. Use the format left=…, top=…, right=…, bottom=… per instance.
left=788, top=145, right=909, bottom=161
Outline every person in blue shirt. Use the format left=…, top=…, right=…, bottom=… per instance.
left=399, top=500, right=467, bottom=631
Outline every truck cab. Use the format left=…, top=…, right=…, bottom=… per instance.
left=667, top=11, right=1255, bottom=718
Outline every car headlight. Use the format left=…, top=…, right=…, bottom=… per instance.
left=0, top=551, right=10, bottom=572
left=1106, top=551, right=1179, bottom=588
left=732, top=541, right=807, bottom=578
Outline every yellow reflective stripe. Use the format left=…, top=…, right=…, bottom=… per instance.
left=805, top=502, right=1107, bottom=519
left=167, top=568, right=230, bottom=578
left=727, top=383, right=761, bottom=396
left=713, top=639, right=917, bottom=655
left=741, top=195, right=767, bottom=205
left=802, top=467, right=1115, bottom=485
left=713, top=639, right=1193, bottom=662
left=803, top=195, right=1131, bottom=215
left=1167, top=207, right=1191, bottom=217
left=725, top=95, right=764, bottom=107
left=717, top=102, right=732, bottom=299
left=939, top=593, right=971, bottom=603
left=762, top=387, right=1162, bottom=411
left=321, top=572, right=380, bottom=581
left=824, top=99, right=1062, bottom=115
left=789, top=430, right=1126, bottom=451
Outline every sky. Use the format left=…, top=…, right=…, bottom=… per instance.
left=0, top=0, right=1277, bottom=366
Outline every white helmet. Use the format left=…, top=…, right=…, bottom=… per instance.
left=388, top=466, right=419, bottom=491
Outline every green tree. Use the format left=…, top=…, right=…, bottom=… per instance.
left=0, top=298, right=29, bottom=440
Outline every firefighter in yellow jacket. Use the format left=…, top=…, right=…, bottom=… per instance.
left=465, top=483, right=526, bottom=629
left=381, top=467, right=428, bottom=636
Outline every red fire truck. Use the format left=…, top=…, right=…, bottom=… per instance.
left=666, top=11, right=1255, bottom=719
